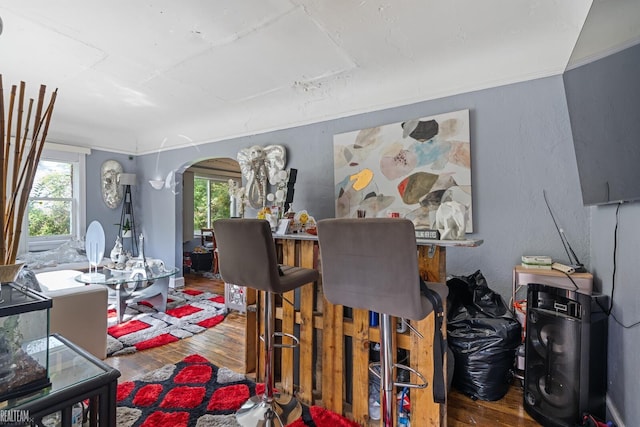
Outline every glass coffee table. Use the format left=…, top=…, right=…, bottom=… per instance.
left=1, top=334, right=120, bottom=426
left=75, top=265, right=180, bottom=323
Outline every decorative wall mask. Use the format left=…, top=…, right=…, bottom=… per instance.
left=237, top=145, right=286, bottom=209
left=101, top=160, right=124, bottom=209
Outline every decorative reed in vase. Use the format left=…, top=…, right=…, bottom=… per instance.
left=1, top=75, right=58, bottom=266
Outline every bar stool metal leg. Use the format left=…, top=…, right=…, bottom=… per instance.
left=371, top=313, right=429, bottom=427
left=379, top=313, right=394, bottom=427
left=264, top=291, right=275, bottom=408
left=237, top=292, right=281, bottom=426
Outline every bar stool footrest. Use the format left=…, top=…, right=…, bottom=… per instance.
left=273, top=332, right=299, bottom=349
left=368, top=362, right=428, bottom=389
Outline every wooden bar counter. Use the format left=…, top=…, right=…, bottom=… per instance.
left=243, top=232, right=482, bottom=426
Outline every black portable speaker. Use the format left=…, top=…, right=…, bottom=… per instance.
left=524, top=283, right=608, bottom=427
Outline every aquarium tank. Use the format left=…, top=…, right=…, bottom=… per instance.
left=0, top=282, right=52, bottom=401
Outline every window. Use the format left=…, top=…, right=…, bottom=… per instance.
left=29, top=160, right=73, bottom=237
left=193, top=177, right=231, bottom=230
left=21, top=144, right=88, bottom=253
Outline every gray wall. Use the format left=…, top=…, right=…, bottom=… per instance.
left=591, top=205, right=639, bottom=426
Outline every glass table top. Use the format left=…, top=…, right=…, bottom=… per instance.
left=1, top=335, right=117, bottom=409
left=73, top=265, right=179, bottom=286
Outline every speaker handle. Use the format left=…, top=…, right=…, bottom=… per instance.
left=545, top=335, right=554, bottom=394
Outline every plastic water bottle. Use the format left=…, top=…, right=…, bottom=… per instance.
left=369, top=311, right=379, bottom=326
left=71, top=402, right=83, bottom=427
left=398, top=387, right=410, bottom=426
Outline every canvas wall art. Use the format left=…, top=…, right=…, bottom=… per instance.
left=332, top=109, right=473, bottom=232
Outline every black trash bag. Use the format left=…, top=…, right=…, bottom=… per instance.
left=446, top=270, right=521, bottom=401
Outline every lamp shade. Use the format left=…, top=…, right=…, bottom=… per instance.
left=119, top=173, right=137, bottom=186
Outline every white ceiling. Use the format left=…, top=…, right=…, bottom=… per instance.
left=1, top=0, right=639, bottom=155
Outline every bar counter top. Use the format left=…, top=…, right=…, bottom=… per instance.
left=275, top=231, right=483, bottom=247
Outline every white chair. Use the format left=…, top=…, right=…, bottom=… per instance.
left=36, top=270, right=108, bottom=359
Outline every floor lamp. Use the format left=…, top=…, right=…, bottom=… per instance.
left=118, top=173, right=138, bottom=256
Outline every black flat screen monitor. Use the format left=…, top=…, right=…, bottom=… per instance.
left=563, top=43, right=640, bottom=206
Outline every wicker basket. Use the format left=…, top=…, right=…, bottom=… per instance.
left=0, top=263, right=24, bottom=283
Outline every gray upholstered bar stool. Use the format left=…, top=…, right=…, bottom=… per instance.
left=213, top=218, right=319, bottom=427
left=317, top=217, right=447, bottom=427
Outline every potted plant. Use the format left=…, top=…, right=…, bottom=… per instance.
left=121, top=218, right=132, bottom=238
left=1, top=75, right=58, bottom=276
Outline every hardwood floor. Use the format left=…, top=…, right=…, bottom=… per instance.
left=103, top=275, right=247, bottom=380
left=103, top=273, right=540, bottom=426
left=447, top=387, right=538, bottom=426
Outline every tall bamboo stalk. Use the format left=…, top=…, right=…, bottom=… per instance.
left=3, top=84, right=15, bottom=190
left=0, top=74, right=57, bottom=265
left=12, top=82, right=25, bottom=195
left=0, top=75, right=6, bottom=261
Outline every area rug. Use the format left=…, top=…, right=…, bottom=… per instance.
left=107, top=289, right=226, bottom=357
left=116, top=354, right=360, bottom=427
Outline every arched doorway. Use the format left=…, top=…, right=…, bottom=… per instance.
left=188, top=158, right=242, bottom=227
left=181, top=157, right=241, bottom=272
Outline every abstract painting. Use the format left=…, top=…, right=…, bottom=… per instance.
left=332, top=109, right=472, bottom=232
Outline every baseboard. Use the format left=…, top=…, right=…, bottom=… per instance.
left=607, top=395, right=625, bottom=427
left=170, top=276, right=185, bottom=289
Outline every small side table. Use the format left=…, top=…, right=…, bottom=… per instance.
left=2, top=334, right=121, bottom=426
left=512, top=265, right=594, bottom=309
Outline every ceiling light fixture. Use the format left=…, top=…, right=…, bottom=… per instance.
left=149, top=180, right=164, bottom=190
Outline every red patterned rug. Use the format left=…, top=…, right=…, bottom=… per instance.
left=116, top=354, right=360, bottom=427
left=107, top=289, right=226, bottom=357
